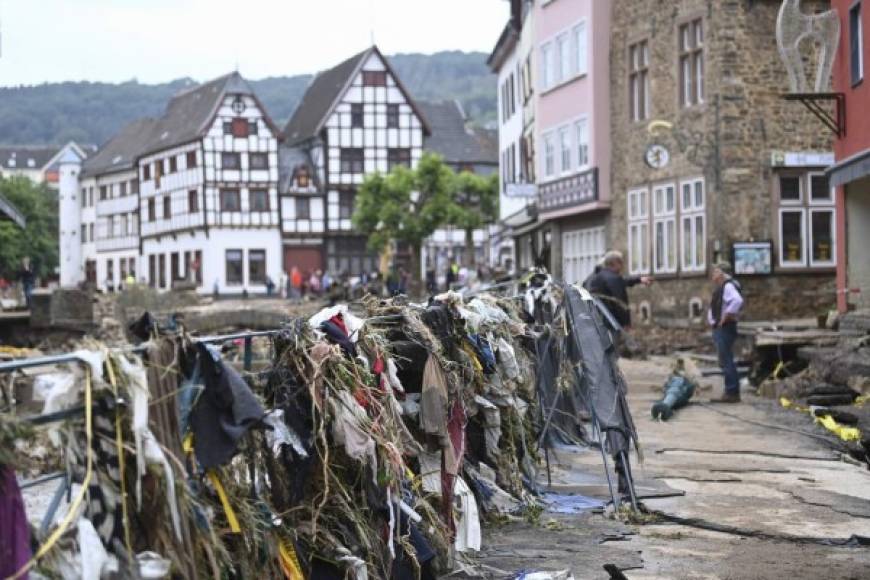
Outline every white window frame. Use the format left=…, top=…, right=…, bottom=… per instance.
left=556, top=32, right=570, bottom=84
left=777, top=170, right=836, bottom=269
left=543, top=131, right=555, bottom=178
left=539, top=19, right=587, bottom=92
left=809, top=208, right=837, bottom=268
left=652, top=183, right=677, bottom=274
left=778, top=207, right=808, bottom=268
left=778, top=173, right=804, bottom=206
left=558, top=126, right=572, bottom=174
left=679, top=177, right=706, bottom=272
left=627, top=187, right=650, bottom=275
left=572, top=21, right=588, bottom=77
left=575, top=117, right=589, bottom=169
left=851, top=2, right=864, bottom=84
left=807, top=172, right=833, bottom=205
left=540, top=42, right=554, bottom=91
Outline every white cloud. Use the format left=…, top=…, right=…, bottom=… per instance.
left=0, top=0, right=506, bottom=86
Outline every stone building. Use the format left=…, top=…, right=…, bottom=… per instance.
left=609, top=0, right=837, bottom=325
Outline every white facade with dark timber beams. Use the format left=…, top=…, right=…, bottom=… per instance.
left=59, top=72, right=282, bottom=295
left=280, top=45, right=430, bottom=276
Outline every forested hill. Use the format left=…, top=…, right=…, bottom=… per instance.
left=0, top=51, right=495, bottom=147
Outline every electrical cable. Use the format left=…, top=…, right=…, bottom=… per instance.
left=696, top=401, right=847, bottom=451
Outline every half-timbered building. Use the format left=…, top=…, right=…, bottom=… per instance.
left=137, top=73, right=281, bottom=294
left=280, top=45, right=430, bottom=277
left=60, top=72, right=282, bottom=294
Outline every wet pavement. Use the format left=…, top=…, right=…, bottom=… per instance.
left=465, top=356, right=870, bottom=579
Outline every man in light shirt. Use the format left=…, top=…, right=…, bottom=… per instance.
left=708, top=262, right=744, bottom=403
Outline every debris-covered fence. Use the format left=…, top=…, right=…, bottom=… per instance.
left=0, top=276, right=641, bottom=579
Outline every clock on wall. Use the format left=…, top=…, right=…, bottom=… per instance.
left=644, top=144, right=670, bottom=169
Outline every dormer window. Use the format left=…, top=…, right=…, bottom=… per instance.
left=362, top=71, right=387, bottom=87
left=295, top=166, right=310, bottom=189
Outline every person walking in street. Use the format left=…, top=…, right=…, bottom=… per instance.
left=289, top=266, right=303, bottom=303
left=18, top=258, right=36, bottom=309
left=586, top=250, right=653, bottom=329
left=708, top=262, right=744, bottom=403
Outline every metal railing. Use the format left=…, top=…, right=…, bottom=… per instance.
left=1, top=328, right=283, bottom=533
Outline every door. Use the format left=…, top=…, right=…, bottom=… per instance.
left=283, top=246, right=323, bottom=276
left=85, top=260, right=97, bottom=284
left=562, top=226, right=605, bottom=285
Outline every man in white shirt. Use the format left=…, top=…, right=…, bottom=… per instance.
left=708, top=262, right=744, bottom=403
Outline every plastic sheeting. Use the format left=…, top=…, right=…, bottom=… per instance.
left=563, top=285, right=638, bottom=457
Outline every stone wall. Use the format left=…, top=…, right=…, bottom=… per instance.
left=609, top=0, right=836, bottom=323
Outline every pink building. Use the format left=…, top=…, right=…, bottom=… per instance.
left=534, top=0, right=611, bottom=284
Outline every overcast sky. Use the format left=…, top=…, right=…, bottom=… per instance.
left=0, top=0, right=506, bottom=87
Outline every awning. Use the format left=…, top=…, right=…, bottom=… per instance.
left=501, top=203, right=537, bottom=229
left=0, top=191, right=25, bottom=228
left=826, top=148, right=870, bottom=188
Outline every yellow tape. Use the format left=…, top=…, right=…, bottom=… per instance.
left=105, top=356, right=133, bottom=556
left=278, top=538, right=305, bottom=580
left=815, top=414, right=862, bottom=442
left=772, top=361, right=784, bottom=380
left=7, top=367, right=95, bottom=580
left=183, top=432, right=194, bottom=454
left=782, top=396, right=862, bottom=443
left=207, top=470, right=241, bottom=533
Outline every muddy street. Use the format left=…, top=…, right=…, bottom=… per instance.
left=468, top=356, right=870, bottom=580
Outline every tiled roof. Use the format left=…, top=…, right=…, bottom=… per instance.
left=144, top=72, right=263, bottom=153
left=418, top=100, right=498, bottom=165
left=281, top=48, right=372, bottom=145
left=0, top=146, right=60, bottom=171
left=82, top=118, right=159, bottom=177
left=82, top=71, right=277, bottom=177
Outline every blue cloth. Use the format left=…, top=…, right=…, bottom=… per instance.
left=467, top=334, right=496, bottom=374
left=713, top=322, right=739, bottom=394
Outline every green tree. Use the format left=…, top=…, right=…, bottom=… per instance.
left=448, top=171, right=499, bottom=267
left=352, top=153, right=453, bottom=286
left=0, top=177, right=59, bottom=280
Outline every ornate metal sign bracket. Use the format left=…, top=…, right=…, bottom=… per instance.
left=782, top=92, right=846, bottom=138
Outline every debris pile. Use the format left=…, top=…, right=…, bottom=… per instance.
left=1, top=277, right=642, bottom=579
left=757, top=309, right=870, bottom=462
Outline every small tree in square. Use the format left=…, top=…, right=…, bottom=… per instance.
left=352, top=152, right=452, bottom=287
left=448, top=170, right=499, bottom=268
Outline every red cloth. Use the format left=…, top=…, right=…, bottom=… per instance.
left=329, top=314, right=348, bottom=336
left=441, top=399, right=467, bottom=535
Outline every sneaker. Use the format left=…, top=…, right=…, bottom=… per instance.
left=709, top=392, right=741, bottom=404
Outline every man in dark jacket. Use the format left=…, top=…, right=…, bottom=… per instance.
left=586, top=250, right=653, bottom=329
